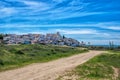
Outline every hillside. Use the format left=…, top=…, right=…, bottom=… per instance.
left=58, top=51, right=120, bottom=80
left=0, top=44, right=87, bottom=71
left=0, top=51, right=102, bottom=80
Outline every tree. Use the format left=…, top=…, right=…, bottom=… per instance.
left=0, top=34, right=3, bottom=40
left=63, top=35, right=65, bottom=39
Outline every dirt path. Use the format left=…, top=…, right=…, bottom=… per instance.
left=0, top=50, right=104, bottom=80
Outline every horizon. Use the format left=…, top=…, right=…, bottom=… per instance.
left=1, top=32, right=120, bottom=46
left=0, top=0, right=120, bottom=45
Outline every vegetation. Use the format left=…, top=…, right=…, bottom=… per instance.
left=0, top=34, right=3, bottom=40
left=0, top=44, right=88, bottom=71
left=58, top=51, right=120, bottom=80
left=85, top=45, right=120, bottom=51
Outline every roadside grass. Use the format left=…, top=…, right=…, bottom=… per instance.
left=57, top=50, right=120, bottom=80
left=0, top=44, right=88, bottom=71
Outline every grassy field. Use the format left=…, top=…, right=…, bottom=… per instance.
left=0, top=44, right=88, bottom=71
left=58, top=50, right=120, bottom=80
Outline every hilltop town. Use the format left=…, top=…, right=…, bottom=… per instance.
left=2, top=32, right=81, bottom=47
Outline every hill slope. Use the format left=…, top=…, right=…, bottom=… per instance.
left=0, top=51, right=103, bottom=80
left=58, top=51, right=120, bottom=80
left=0, top=44, right=87, bottom=71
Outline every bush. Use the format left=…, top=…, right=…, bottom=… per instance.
left=16, top=50, right=24, bottom=55
left=29, top=53, right=36, bottom=57
left=0, top=34, right=3, bottom=40
left=0, top=59, right=4, bottom=65
left=51, top=49, right=56, bottom=54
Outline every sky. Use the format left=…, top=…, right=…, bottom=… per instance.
left=0, top=0, right=120, bottom=45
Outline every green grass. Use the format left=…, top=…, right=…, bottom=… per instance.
left=0, top=44, right=88, bottom=71
left=58, top=51, right=120, bottom=80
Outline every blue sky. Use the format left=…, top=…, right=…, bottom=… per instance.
left=0, top=0, right=120, bottom=45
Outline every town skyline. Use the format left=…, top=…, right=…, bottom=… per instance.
left=3, top=32, right=82, bottom=47
left=1, top=32, right=119, bottom=46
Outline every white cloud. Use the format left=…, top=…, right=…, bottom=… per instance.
left=1, top=22, right=120, bottom=32
left=23, top=1, right=40, bottom=6
left=96, top=22, right=120, bottom=30
left=69, top=0, right=83, bottom=6
left=7, top=0, right=90, bottom=20
left=0, top=23, right=97, bottom=28
left=22, top=1, right=45, bottom=7
left=107, top=26, right=120, bottom=30
left=21, top=0, right=50, bottom=10
left=0, top=7, right=17, bottom=18
left=5, top=31, right=44, bottom=35
left=56, top=29, right=97, bottom=34
left=50, top=12, right=106, bottom=20
left=0, top=0, right=112, bottom=20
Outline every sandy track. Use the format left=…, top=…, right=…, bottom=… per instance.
left=0, top=50, right=103, bottom=80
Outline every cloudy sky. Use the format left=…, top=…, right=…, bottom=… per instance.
left=0, top=0, right=120, bottom=45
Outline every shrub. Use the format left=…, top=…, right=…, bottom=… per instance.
left=16, top=50, right=24, bottom=55
left=51, top=49, right=56, bottom=54
left=0, top=59, right=4, bottom=65
left=29, top=53, right=36, bottom=57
